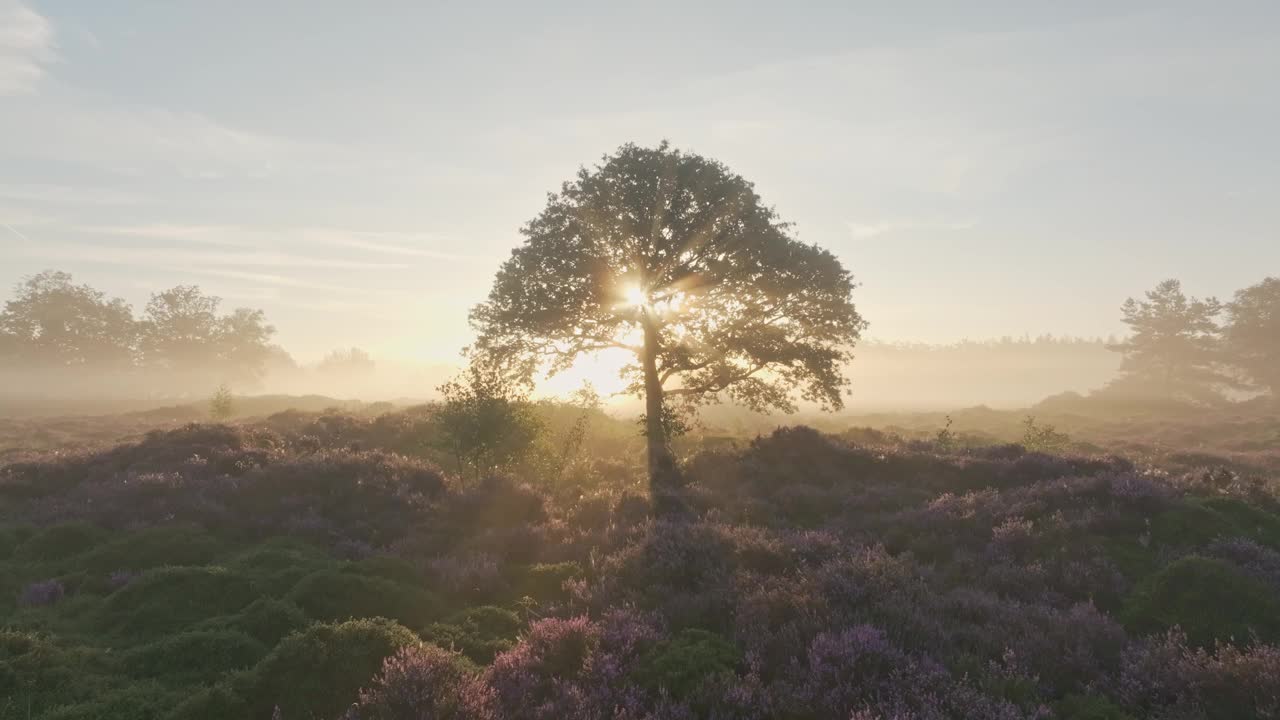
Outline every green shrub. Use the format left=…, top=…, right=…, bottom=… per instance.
left=513, top=561, right=583, bottom=603
left=123, top=630, right=267, bottom=686
left=14, top=523, right=109, bottom=564
left=37, top=680, right=176, bottom=720
left=164, top=682, right=249, bottom=720
left=1149, top=500, right=1239, bottom=548
left=0, top=630, right=115, bottom=716
left=194, top=597, right=310, bottom=646
left=224, top=537, right=335, bottom=596
left=236, top=618, right=420, bottom=719
left=287, top=569, right=443, bottom=631
left=633, top=629, right=740, bottom=700
left=1200, top=497, right=1280, bottom=548
left=344, top=555, right=424, bottom=586
left=1054, top=694, right=1135, bottom=720
left=0, top=524, right=35, bottom=560
left=1124, top=556, right=1280, bottom=646
left=97, top=566, right=260, bottom=640
left=75, top=525, right=231, bottom=575
left=423, top=605, right=523, bottom=663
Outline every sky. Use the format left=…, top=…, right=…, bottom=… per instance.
left=2, top=1, right=1277, bottom=365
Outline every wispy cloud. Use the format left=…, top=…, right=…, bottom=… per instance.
left=0, top=184, right=147, bottom=206
left=84, top=223, right=488, bottom=261
left=848, top=219, right=977, bottom=240
left=174, top=267, right=382, bottom=296
left=9, top=241, right=413, bottom=272
left=0, top=1, right=53, bottom=95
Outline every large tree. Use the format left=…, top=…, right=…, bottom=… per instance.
left=140, top=285, right=276, bottom=386
left=471, top=142, right=867, bottom=497
left=0, top=270, right=137, bottom=369
left=1223, top=277, right=1280, bottom=398
left=1108, top=279, right=1227, bottom=402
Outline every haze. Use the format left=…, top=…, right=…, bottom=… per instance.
left=1, top=1, right=1277, bottom=405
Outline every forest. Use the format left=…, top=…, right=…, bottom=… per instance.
left=2, top=141, right=1279, bottom=720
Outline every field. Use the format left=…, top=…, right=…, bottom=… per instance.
left=2, top=400, right=1280, bottom=719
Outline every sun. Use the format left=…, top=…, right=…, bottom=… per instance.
left=622, top=283, right=647, bottom=307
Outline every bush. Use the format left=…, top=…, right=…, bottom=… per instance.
left=74, top=525, right=231, bottom=575
left=235, top=618, right=420, bottom=719
left=287, top=569, right=444, bottom=632
left=513, top=562, right=583, bottom=603
left=122, top=630, right=267, bottom=686
left=1054, top=694, right=1136, bottom=719
left=37, top=681, right=176, bottom=720
left=423, top=606, right=523, bottom=664
left=97, top=566, right=260, bottom=640
left=1149, top=500, right=1240, bottom=548
left=14, top=522, right=108, bottom=564
left=0, top=630, right=114, bottom=715
left=633, top=628, right=740, bottom=700
left=345, top=555, right=424, bottom=586
left=1124, top=556, right=1280, bottom=646
left=355, top=644, right=496, bottom=719
left=193, top=597, right=310, bottom=646
left=223, top=536, right=335, bottom=595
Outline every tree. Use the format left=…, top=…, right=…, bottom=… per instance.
left=209, top=383, right=235, bottom=421
left=139, top=285, right=275, bottom=385
left=317, top=347, right=376, bottom=375
left=1222, top=277, right=1280, bottom=398
left=217, top=307, right=276, bottom=384
left=435, top=358, right=543, bottom=482
left=139, top=285, right=223, bottom=372
left=1108, top=279, right=1226, bottom=402
left=471, top=142, right=867, bottom=498
left=0, top=270, right=137, bottom=369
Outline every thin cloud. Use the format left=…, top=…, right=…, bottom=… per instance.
left=0, top=1, right=53, bottom=95
left=175, top=267, right=384, bottom=296
left=83, top=223, right=486, bottom=261
left=9, top=242, right=413, bottom=272
left=0, top=184, right=146, bottom=207
left=848, top=219, right=977, bottom=240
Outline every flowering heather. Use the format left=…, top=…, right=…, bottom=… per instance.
left=3, top=416, right=1280, bottom=718
left=18, top=579, right=65, bottom=607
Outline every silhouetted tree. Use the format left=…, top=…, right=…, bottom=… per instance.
left=139, top=285, right=275, bottom=385
left=0, top=270, right=137, bottom=369
left=471, top=142, right=867, bottom=499
left=1108, top=279, right=1226, bottom=402
left=1223, top=277, right=1280, bottom=398
left=435, top=357, right=543, bottom=481
left=317, top=347, right=376, bottom=375
left=139, top=285, right=221, bottom=372
left=218, top=307, right=276, bottom=383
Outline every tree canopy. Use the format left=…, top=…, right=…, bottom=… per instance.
left=0, top=271, right=137, bottom=369
left=1223, top=277, right=1280, bottom=397
left=1108, top=279, right=1227, bottom=402
left=0, top=271, right=277, bottom=391
left=471, top=142, right=867, bottom=494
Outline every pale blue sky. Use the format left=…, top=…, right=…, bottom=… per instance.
left=2, top=1, right=1277, bottom=362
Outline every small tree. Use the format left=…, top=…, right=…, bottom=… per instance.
left=1108, top=279, right=1226, bottom=402
left=1020, top=415, right=1070, bottom=453
left=471, top=142, right=867, bottom=500
left=209, top=384, right=235, bottom=421
left=435, top=358, right=543, bottom=482
left=1223, top=277, right=1280, bottom=398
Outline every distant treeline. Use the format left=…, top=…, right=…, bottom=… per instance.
left=1, top=271, right=1275, bottom=413
left=0, top=271, right=285, bottom=394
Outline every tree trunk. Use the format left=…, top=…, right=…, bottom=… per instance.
left=640, top=308, right=681, bottom=507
